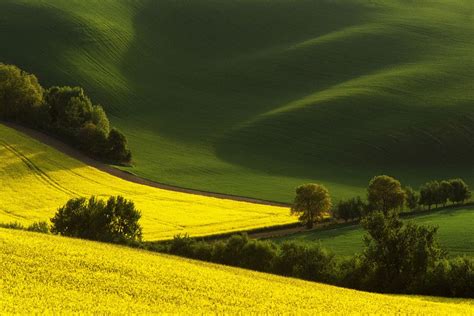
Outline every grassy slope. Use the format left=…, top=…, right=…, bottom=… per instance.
left=1, top=228, right=473, bottom=313
left=273, top=206, right=474, bottom=257
left=0, top=124, right=294, bottom=240
left=1, top=0, right=474, bottom=202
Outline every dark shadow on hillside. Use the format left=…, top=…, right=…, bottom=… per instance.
left=0, top=2, right=89, bottom=87
left=120, top=0, right=380, bottom=141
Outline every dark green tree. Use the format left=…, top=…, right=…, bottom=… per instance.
left=448, top=179, right=471, bottom=205
left=361, top=211, right=444, bottom=292
left=367, top=175, right=405, bottom=215
left=335, top=197, right=365, bottom=222
left=107, top=128, right=132, bottom=164
left=419, top=181, right=439, bottom=210
left=50, top=195, right=142, bottom=243
left=0, top=63, right=44, bottom=122
left=404, top=186, right=419, bottom=211
left=291, top=184, right=332, bottom=229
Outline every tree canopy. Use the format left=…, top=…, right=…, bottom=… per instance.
left=291, top=183, right=332, bottom=228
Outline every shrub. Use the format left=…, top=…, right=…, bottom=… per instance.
left=50, top=196, right=142, bottom=244
left=275, top=242, right=336, bottom=283
left=27, top=221, right=50, bottom=234
left=334, top=197, right=365, bottom=221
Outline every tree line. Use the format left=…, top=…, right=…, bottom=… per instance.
left=0, top=63, right=132, bottom=164
left=309, top=177, right=472, bottom=224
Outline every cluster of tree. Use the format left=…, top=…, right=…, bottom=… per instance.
left=327, top=177, right=471, bottom=224
left=418, top=179, right=471, bottom=210
left=50, top=196, right=142, bottom=244
left=158, top=175, right=473, bottom=298
left=0, top=64, right=131, bottom=164
left=291, top=175, right=407, bottom=226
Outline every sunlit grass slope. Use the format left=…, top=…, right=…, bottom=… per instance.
left=1, top=229, right=472, bottom=314
left=0, top=124, right=293, bottom=240
left=273, top=206, right=474, bottom=257
left=1, top=0, right=474, bottom=202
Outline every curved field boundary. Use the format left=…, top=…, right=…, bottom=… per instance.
left=2, top=122, right=290, bottom=207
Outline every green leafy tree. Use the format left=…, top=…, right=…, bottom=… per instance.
left=291, top=184, right=332, bottom=228
left=107, top=128, right=132, bottom=164
left=91, top=105, right=110, bottom=134
left=439, top=180, right=452, bottom=207
left=51, top=195, right=142, bottom=244
left=367, top=175, right=405, bottom=215
left=0, top=63, right=44, bottom=122
left=78, top=122, right=108, bottom=156
left=361, top=211, right=444, bottom=292
left=45, top=86, right=93, bottom=134
left=419, top=181, right=437, bottom=210
left=448, top=179, right=471, bottom=205
left=404, top=186, right=419, bottom=211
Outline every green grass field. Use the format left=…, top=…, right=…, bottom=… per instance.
left=2, top=228, right=473, bottom=313
left=272, top=206, right=474, bottom=257
left=1, top=0, right=474, bottom=202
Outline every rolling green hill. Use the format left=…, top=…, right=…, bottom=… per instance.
left=272, top=206, right=474, bottom=257
left=2, top=228, right=473, bottom=313
left=1, top=0, right=473, bottom=202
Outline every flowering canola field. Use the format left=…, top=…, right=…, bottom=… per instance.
left=1, top=228, right=472, bottom=314
left=0, top=124, right=294, bottom=240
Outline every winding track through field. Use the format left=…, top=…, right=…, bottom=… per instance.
left=2, top=122, right=290, bottom=208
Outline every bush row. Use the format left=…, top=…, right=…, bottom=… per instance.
left=0, top=64, right=132, bottom=164
left=158, top=230, right=473, bottom=298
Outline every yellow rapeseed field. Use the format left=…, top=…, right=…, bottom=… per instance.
left=0, top=124, right=294, bottom=240
left=1, top=228, right=472, bottom=314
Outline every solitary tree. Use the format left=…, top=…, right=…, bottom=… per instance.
left=367, top=175, right=405, bottom=215
left=291, top=184, right=332, bottom=228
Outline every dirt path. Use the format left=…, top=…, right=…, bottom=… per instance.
left=2, top=122, right=290, bottom=207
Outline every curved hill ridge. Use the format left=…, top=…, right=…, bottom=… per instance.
left=1, top=228, right=473, bottom=313
left=1, top=0, right=473, bottom=201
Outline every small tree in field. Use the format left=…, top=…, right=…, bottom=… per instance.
left=367, top=175, right=405, bottom=215
left=291, top=184, right=332, bottom=229
left=51, top=195, right=142, bottom=244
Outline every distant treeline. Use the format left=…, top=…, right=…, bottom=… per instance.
left=333, top=178, right=471, bottom=223
left=0, top=63, right=131, bottom=164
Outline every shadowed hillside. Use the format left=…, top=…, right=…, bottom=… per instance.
left=1, top=0, right=473, bottom=202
